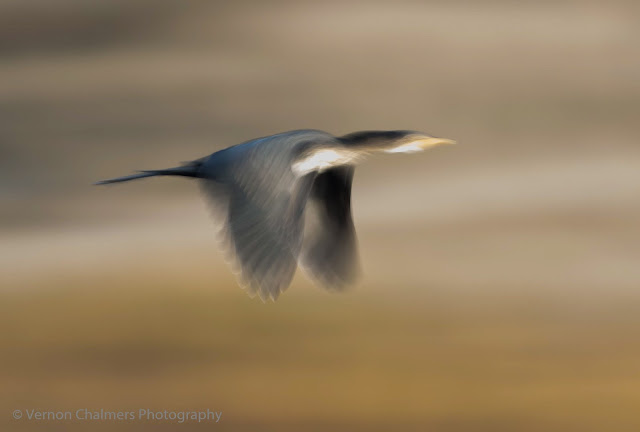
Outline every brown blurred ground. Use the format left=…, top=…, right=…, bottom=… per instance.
left=1, top=0, right=639, bottom=431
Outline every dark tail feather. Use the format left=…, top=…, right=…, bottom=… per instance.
left=94, top=171, right=160, bottom=185
left=94, top=164, right=201, bottom=185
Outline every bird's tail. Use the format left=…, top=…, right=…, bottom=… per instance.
left=94, top=161, right=203, bottom=185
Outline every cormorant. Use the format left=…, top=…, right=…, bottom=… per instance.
left=96, top=129, right=455, bottom=301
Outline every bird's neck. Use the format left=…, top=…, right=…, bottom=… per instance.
left=338, top=131, right=406, bottom=151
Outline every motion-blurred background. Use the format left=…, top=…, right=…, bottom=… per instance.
left=1, top=0, right=639, bottom=430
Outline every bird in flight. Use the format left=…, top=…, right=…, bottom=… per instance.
left=96, top=129, right=455, bottom=301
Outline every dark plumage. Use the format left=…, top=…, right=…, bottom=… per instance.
left=96, top=129, right=455, bottom=300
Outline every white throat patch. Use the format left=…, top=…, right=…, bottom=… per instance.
left=384, top=137, right=456, bottom=154
left=384, top=140, right=426, bottom=154
left=292, top=148, right=360, bottom=176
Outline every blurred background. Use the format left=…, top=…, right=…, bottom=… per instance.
left=1, top=0, right=639, bottom=430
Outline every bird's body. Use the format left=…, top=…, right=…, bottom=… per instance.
left=96, top=129, right=454, bottom=300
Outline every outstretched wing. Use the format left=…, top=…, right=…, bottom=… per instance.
left=199, top=131, right=337, bottom=300
left=300, top=166, right=360, bottom=290
left=201, top=174, right=317, bottom=301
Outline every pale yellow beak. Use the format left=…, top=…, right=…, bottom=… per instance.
left=384, top=135, right=457, bottom=154
left=416, top=137, right=457, bottom=149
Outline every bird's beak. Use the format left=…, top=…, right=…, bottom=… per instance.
left=384, top=134, right=457, bottom=154
left=415, top=137, right=457, bottom=149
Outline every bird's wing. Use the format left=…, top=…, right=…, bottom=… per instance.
left=300, top=166, right=360, bottom=290
left=201, top=175, right=317, bottom=301
left=199, top=132, right=335, bottom=300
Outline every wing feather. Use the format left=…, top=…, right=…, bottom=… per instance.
left=301, top=166, right=360, bottom=290
left=198, top=133, right=332, bottom=300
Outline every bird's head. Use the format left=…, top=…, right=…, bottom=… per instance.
left=339, top=130, right=456, bottom=154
